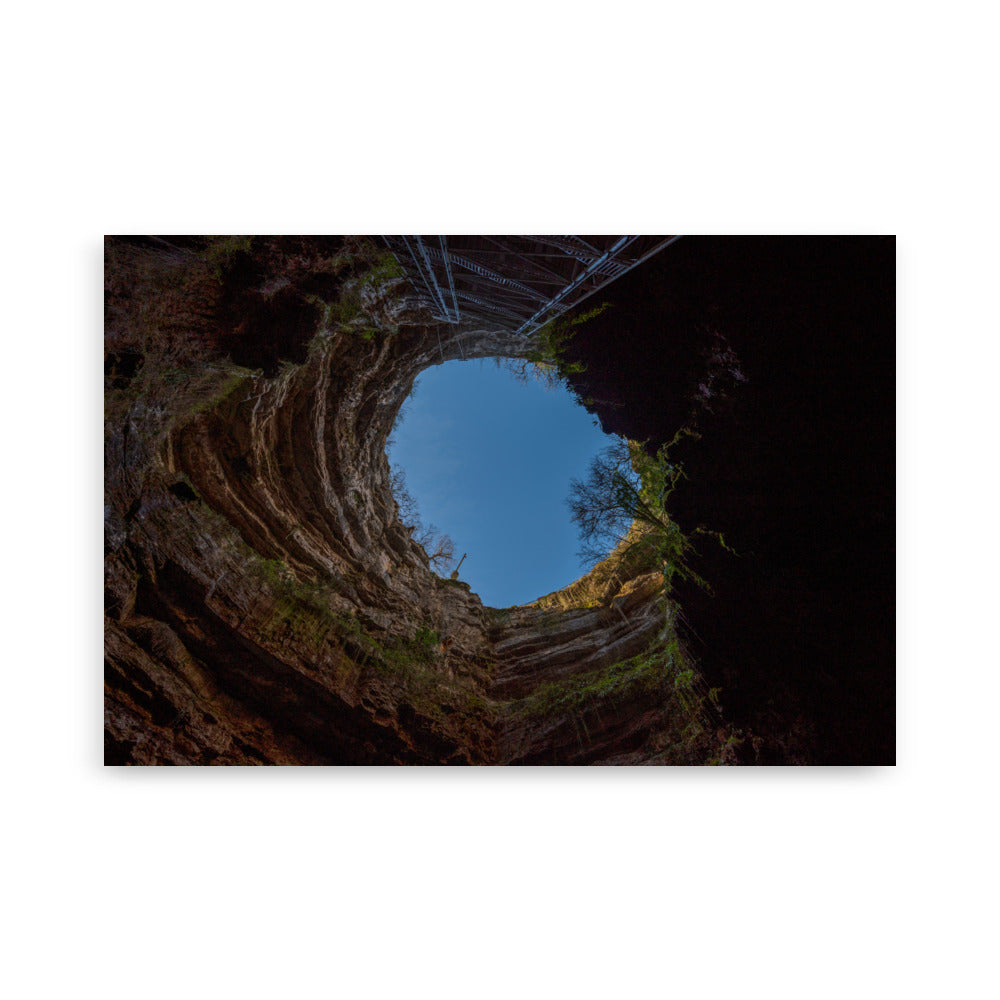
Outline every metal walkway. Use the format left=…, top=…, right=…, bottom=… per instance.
left=382, top=235, right=680, bottom=338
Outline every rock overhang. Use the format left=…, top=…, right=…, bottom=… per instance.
left=104, top=237, right=695, bottom=765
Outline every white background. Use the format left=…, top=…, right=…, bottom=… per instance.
left=2, top=2, right=997, bottom=997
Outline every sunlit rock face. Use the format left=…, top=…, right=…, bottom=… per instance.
left=104, top=238, right=692, bottom=765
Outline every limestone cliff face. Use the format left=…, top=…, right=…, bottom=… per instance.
left=104, top=238, right=717, bottom=765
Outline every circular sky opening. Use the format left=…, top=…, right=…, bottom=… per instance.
left=386, top=359, right=619, bottom=608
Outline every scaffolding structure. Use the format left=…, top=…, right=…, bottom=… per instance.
left=381, top=235, right=680, bottom=337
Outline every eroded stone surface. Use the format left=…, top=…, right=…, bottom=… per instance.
left=104, top=238, right=700, bottom=765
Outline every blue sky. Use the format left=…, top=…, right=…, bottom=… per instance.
left=386, top=359, right=618, bottom=608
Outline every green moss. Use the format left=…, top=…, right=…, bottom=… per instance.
left=201, top=236, right=254, bottom=282
left=526, top=302, right=611, bottom=373
left=250, top=557, right=461, bottom=705
left=256, top=558, right=343, bottom=609
left=314, top=244, right=405, bottom=335
left=414, top=627, right=440, bottom=649
left=506, top=625, right=730, bottom=763
left=325, top=298, right=363, bottom=326
left=184, top=370, right=249, bottom=418
left=359, top=250, right=404, bottom=288
left=340, top=623, right=490, bottom=728
left=515, top=641, right=680, bottom=721
left=252, top=559, right=351, bottom=646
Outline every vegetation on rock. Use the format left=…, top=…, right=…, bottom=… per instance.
left=105, top=235, right=746, bottom=766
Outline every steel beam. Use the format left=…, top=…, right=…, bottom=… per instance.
left=381, top=235, right=681, bottom=337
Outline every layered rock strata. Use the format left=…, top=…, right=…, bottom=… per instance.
left=104, top=238, right=718, bottom=765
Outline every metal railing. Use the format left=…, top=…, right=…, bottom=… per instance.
left=382, top=235, right=681, bottom=338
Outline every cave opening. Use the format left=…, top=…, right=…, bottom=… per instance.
left=385, top=358, right=620, bottom=608
left=104, top=235, right=895, bottom=766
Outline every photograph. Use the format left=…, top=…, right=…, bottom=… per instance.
left=104, top=235, right=895, bottom=765
left=12, top=5, right=995, bottom=994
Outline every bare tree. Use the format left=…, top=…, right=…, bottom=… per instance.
left=390, top=464, right=420, bottom=527
left=390, top=464, right=457, bottom=573
left=417, top=526, right=456, bottom=572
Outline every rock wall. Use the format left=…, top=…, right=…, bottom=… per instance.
left=104, top=237, right=719, bottom=765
